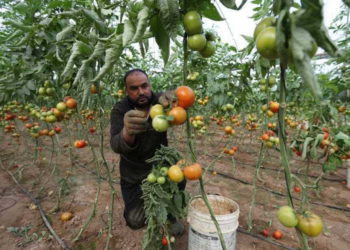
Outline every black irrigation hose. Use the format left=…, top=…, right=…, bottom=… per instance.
left=216, top=171, right=350, bottom=212
left=237, top=227, right=297, bottom=250
left=234, top=159, right=346, bottom=183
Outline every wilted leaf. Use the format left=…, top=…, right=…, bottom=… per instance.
left=123, top=20, right=135, bottom=47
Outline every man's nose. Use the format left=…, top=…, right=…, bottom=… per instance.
left=138, top=87, right=144, bottom=95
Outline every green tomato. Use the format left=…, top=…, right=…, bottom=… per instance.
left=157, top=176, right=166, bottom=185
left=268, top=76, right=277, bottom=86
left=160, top=167, right=168, bottom=176
left=277, top=206, right=298, bottom=228
left=297, top=211, right=323, bottom=237
left=152, top=115, right=169, bottom=132
left=56, top=102, right=67, bottom=112
left=147, top=173, right=157, bottom=183
left=199, top=41, right=216, bottom=58
left=253, top=17, right=275, bottom=40
left=183, top=11, right=202, bottom=35
left=63, top=83, right=71, bottom=89
left=256, top=27, right=278, bottom=60
left=38, top=87, right=46, bottom=95
left=150, top=104, right=164, bottom=119
left=187, top=34, right=207, bottom=51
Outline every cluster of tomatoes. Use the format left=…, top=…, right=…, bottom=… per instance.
left=277, top=206, right=323, bottom=237
left=186, top=72, right=199, bottom=81
left=25, top=123, right=61, bottom=138
left=223, top=146, right=239, bottom=156
left=258, top=76, right=276, bottom=92
left=184, top=11, right=216, bottom=58
left=246, top=115, right=259, bottom=131
left=197, top=96, right=209, bottom=106
left=261, top=101, right=279, bottom=117
left=147, top=160, right=202, bottom=184
left=111, top=89, right=125, bottom=98
left=261, top=130, right=279, bottom=148
left=190, top=115, right=207, bottom=134
left=285, top=116, right=299, bottom=128
left=37, top=80, right=56, bottom=101
left=150, top=86, right=195, bottom=132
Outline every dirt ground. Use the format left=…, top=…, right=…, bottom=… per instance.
left=0, top=122, right=349, bottom=250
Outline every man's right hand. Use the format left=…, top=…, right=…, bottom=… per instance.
left=123, top=110, right=148, bottom=136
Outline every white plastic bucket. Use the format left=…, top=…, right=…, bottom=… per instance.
left=187, top=195, right=240, bottom=250
left=343, top=159, right=350, bottom=189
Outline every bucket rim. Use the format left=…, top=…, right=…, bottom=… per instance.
left=188, top=194, right=240, bottom=218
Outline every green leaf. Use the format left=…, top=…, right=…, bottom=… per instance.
left=3, top=20, right=33, bottom=32
left=156, top=0, right=180, bottom=37
left=310, top=134, right=324, bottom=158
left=289, top=27, right=322, bottom=99
left=56, top=25, right=75, bottom=42
left=219, top=0, right=248, bottom=10
left=200, top=0, right=224, bottom=21
left=322, top=155, right=341, bottom=172
left=301, top=137, right=314, bottom=159
left=81, top=9, right=107, bottom=33
left=150, top=14, right=170, bottom=65
left=295, top=0, right=338, bottom=56
left=343, top=0, right=350, bottom=7
left=132, top=7, right=150, bottom=43
left=93, top=38, right=123, bottom=83
left=123, top=20, right=135, bottom=47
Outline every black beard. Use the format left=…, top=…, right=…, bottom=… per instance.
left=128, top=95, right=151, bottom=108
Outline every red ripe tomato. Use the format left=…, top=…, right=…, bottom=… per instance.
left=89, top=127, right=96, bottom=133
left=272, top=230, right=283, bottom=239
left=74, top=140, right=87, bottom=148
left=322, top=127, right=329, bottom=133
left=294, top=186, right=301, bottom=193
left=176, top=86, right=195, bottom=109
left=65, top=98, right=77, bottom=109
left=261, top=133, right=270, bottom=141
left=54, top=126, right=62, bottom=134
left=168, top=106, right=187, bottom=125
left=183, top=163, right=202, bottom=180
left=232, top=146, right=238, bottom=152
left=323, top=132, right=329, bottom=140
left=269, top=101, right=280, bottom=113
left=161, top=237, right=168, bottom=246
left=261, top=229, right=269, bottom=237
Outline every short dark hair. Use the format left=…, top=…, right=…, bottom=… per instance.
left=123, top=69, right=148, bottom=86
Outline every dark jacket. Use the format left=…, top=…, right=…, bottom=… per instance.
left=110, top=92, right=167, bottom=184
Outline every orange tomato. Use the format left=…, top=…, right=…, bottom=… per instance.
left=183, top=163, right=202, bottom=180
left=65, top=98, right=77, bottom=109
left=176, top=86, right=195, bottom=109
left=168, top=106, right=187, bottom=125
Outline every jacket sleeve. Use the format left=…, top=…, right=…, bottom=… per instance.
left=110, top=104, right=138, bottom=154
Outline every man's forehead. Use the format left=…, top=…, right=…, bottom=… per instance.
left=126, top=73, right=149, bottom=86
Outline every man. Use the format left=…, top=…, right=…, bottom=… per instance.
left=110, top=69, right=184, bottom=232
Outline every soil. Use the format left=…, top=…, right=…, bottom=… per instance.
left=0, top=122, right=349, bottom=250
